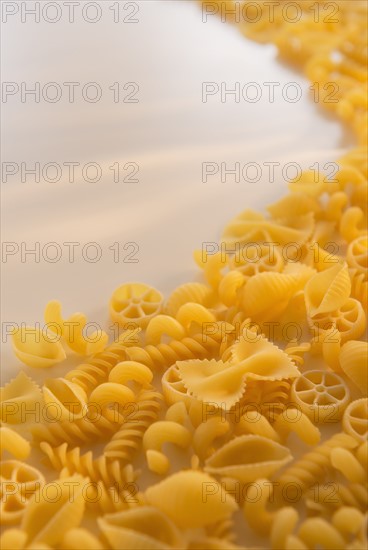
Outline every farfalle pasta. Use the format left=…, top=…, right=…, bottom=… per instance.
left=1, top=0, right=368, bottom=547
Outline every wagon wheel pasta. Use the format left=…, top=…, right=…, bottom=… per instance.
left=290, top=370, right=350, bottom=423
left=0, top=461, right=45, bottom=526
left=342, top=398, right=368, bottom=442
left=110, top=283, right=164, bottom=329
left=1, top=0, right=368, bottom=547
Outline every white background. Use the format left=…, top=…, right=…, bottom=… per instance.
left=1, top=1, right=352, bottom=380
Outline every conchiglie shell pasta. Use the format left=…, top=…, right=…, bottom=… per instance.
left=241, top=272, right=303, bottom=321
left=98, top=506, right=184, bottom=550
left=204, top=435, right=292, bottom=482
left=11, top=326, right=66, bottom=368
left=145, top=470, right=238, bottom=528
left=165, top=282, right=215, bottom=316
left=340, top=341, right=368, bottom=395
left=304, top=263, right=351, bottom=317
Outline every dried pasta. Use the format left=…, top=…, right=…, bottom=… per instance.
left=0, top=371, right=42, bottom=424
left=11, top=326, right=66, bottom=368
left=2, top=0, right=368, bottom=547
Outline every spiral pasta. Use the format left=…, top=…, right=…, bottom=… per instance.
left=103, top=389, right=162, bottom=461
left=275, top=432, right=359, bottom=493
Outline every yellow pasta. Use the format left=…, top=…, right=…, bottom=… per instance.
left=273, top=408, right=321, bottom=445
left=20, top=475, right=88, bottom=546
left=11, top=326, right=66, bottom=368
left=304, top=262, right=351, bottom=318
left=108, top=360, right=153, bottom=388
left=164, top=281, right=214, bottom=316
left=97, top=506, right=184, bottom=550
left=42, top=378, right=87, bottom=421
left=4, top=0, right=368, bottom=547
left=192, top=417, right=231, bottom=460
left=145, top=470, right=238, bottom=528
left=0, top=427, right=30, bottom=460
left=61, top=529, right=103, bottom=550
left=110, top=283, right=164, bottom=329
left=0, top=371, right=42, bottom=424
left=143, top=420, right=192, bottom=474
left=290, top=370, right=350, bottom=423
left=339, top=340, right=368, bottom=395
left=204, top=435, right=292, bottom=483
left=0, top=461, right=45, bottom=525
left=145, top=315, right=186, bottom=345
left=44, top=300, right=108, bottom=356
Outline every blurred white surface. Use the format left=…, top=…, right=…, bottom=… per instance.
left=1, top=0, right=352, bottom=373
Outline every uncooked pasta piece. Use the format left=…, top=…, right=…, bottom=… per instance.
left=143, top=420, right=192, bottom=474
left=204, top=435, right=292, bottom=482
left=240, top=271, right=305, bottom=321
left=193, top=250, right=226, bottom=289
left=230, top=329, right=300, bottom=381
left=108, top=360, right=153, bottom=387
left=290, top=370, right=350, bottom=423
left=342, top=398, right=368, bottom=442
left=176, top=302, right=217, bottom=330
left=145, top=315, right=186, bottom=345
left=110, top=283, right=164, bottom=329
left=218, top=271, right=246, bottom=307
left=347, top=236, right=368, bottom=276
left=177, top=358, right=246, bottom=409
left=0, top=529, right=51, bottom=550
left=21, top=475, right=88, bottom=546
left=42, top=378, right=87, bottom=421
left=11, top=326, right=66, bottom=368
left=98, top=506, right=184, bottom=550
left=0, top=427, right=30, bottom=460
left=165, top=282, right=214, bottom=316
left=192, top=417, right=231, bottom=460
left=330, top=447, right=366, bottom=483
left=339, top=340, right=368, bottom=395
left=309, top=297, right=366, bottom=346
left=44, top=300, right=108, bottom=355
left=88, top=382, right=135, bottom=409
left=234, top=409, right=280, bottom=442
left=161, top=364, right=193, bottom=407
left=0, top=371, right=42, bottom=424
left=145, top=470, right=238, bottom=528
left=270, top=507, right=299, bottom=550
left=273, top=408, right=321, bottom=445
left=304, top=262, right=351, bottom=317
left=222, top=209, right=314, bottom=249
left=0, top=461, right=45, bottom=525
left=61, top=529, right=103, bottom=549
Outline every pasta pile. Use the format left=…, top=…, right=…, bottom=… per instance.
left=1, top=1, right=367, bottom=548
